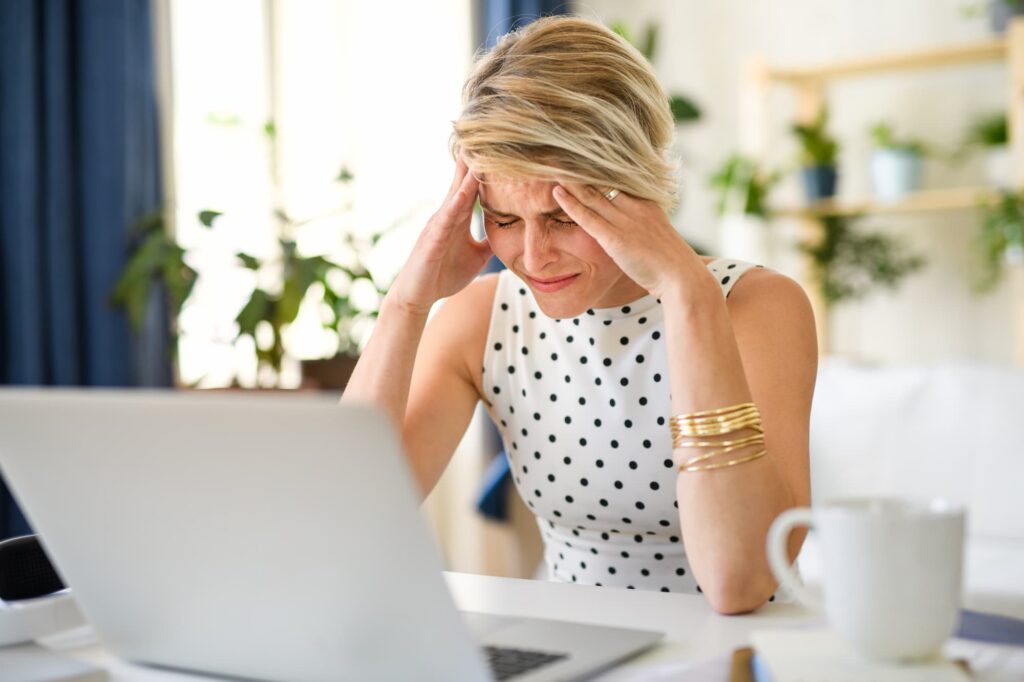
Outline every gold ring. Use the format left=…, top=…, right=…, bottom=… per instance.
left=604, top=188, right=620, bottom=202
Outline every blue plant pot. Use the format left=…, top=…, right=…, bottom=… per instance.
left=990, top=0, right=1024, bottom=33
left=801, top=165, right=838, bottom=202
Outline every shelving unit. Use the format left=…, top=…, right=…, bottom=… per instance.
left=744, top=21, right=1024, bottom=365
left=773, top=186, right=998, bottom=219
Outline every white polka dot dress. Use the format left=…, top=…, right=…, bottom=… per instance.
left=482, top=258, right=762, bottom=594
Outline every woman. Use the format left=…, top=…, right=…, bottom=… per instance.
left=344, top=16, right=816, bottom=615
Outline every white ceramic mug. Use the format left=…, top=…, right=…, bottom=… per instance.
left=767, top=498, right=965, bottom=661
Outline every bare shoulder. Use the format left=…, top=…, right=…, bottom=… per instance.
left=725, top=268, right=818, bottom=387
left=420, top=273, right=500, bottom=395
left=726, top=268, right=814, bottom=329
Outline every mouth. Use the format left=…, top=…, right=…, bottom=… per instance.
left=525, top=273, right=579, bottom=293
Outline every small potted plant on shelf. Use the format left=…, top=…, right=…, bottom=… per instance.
left=976, top=189, right=1024, bottom=291
left=966, top=111, right=1011, bottom=189
left=709, top=154, right=781, bottom=264
left=791, top=108, right=840, bottom=202
left=961, top=0, right=1024, bottom=33
left=869, top=122, right=928, bottom=203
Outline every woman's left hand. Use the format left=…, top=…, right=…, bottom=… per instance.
left=552, top=183, right=709, bottom=300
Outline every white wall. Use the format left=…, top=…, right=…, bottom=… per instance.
left=575, top=0, right=1015, bottom=365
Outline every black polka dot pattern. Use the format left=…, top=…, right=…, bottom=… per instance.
left=481, top=259, right=772, bottom=597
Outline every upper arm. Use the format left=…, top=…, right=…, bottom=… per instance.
left=727, top=271, right=817, bottom=507
left=403, top=275, right=496, bottom=496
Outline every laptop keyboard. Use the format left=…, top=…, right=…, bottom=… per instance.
left=483, top=645, right=568, bottom=680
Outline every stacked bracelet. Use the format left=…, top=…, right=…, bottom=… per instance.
left=669, top=402, right=766, bottom=472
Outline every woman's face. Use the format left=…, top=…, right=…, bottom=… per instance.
left=478, top=177, right=647, bottom=319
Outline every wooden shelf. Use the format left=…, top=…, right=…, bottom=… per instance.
left=773, top=186, right=998, bottom=218
left=765, top=38, right=1007, bottom=84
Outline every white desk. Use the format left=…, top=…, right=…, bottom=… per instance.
left=30, top=572, right=1024, bottom=681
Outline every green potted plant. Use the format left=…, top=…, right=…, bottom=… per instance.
left=976, top=190, right=1024, bottom=290
left=799, top=215, right=926, bottom=308
left=869, top=122, right=928, bottom=203
left=709, top=154, right=781, bottom=263
left=966, top=112, right=1011, bottom=189
left=205, top=168, right=389, bottom=390
left=791, top=108, right=840, bottom=202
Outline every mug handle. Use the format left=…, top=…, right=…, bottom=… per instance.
left=766, top=507, right=821, bottom=611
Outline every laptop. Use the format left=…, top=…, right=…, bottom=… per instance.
left=0, top=389, right=662, bottom=681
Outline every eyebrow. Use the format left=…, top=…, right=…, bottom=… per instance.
left=479, top=200, right=569, bottom=218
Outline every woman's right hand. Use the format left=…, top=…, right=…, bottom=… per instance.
left=389, top=156, right=492, bottom=315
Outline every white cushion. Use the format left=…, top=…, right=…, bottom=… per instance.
left=799, top=359, right=1024, bottom=613
left=809, top=359, right=1024, bottom=540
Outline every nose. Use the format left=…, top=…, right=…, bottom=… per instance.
left=521, top=221, right=558, bottom=273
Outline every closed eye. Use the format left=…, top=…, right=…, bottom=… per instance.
left=552, top=217, right=576, bottom=227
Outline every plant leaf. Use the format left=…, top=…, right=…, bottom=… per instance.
left=641, top=23, right=658, bottom=61
left=236, top=289, right=272, bottom=339
left=198, top=210, right=222, bottom=228
left=669, top=95, right=701, bottom=123
left=236, top=252, right=261, bottom=270
left=111, top=231, right=167, bottom=332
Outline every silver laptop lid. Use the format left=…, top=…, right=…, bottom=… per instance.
left=0, top=389, right=490, bottom=682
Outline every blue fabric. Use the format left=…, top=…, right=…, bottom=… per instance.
left=0, top=0, right=166, bottom=538
left=473, top=0, right=569, bottom=522
left=480, top=0, right=571, bottom=47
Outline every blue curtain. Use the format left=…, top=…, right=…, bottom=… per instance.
left=0, top=0, right=167, bottom=539
left=479, top=0, right=572, bottom=48
left=474, top=0, right=570, bottom=521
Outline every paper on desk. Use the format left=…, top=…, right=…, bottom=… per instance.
left=0, top=643, right=107, bottom=682
left=592, top=655, right=732, bottom=682
left=750, top=629, right=970, bottom=682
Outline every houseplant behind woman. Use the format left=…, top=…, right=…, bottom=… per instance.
left=342, top=16, right=817, bottom=615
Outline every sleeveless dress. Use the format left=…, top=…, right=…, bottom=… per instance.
left=481, top=258, right=763, bottom=594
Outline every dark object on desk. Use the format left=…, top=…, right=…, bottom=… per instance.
left=957, top=608, right=1024, bottom=646
left=0, top=534, right=65, bottom=601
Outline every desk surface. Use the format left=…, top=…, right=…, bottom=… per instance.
left=35, top=572, right=1024, bottom=681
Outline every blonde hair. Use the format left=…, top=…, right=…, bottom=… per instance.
left=453, top=16, right=677, bottom=213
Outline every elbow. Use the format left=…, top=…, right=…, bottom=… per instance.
left=700, top=572, right=776, bottom=616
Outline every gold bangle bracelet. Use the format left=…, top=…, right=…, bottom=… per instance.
left=679, top=449, right=767, bottom=473
left=676, top=442, right=762, bottom=469
left=672, top=407, right=760, bottom=427
left=673, top=433, right=765, bottom=450
left=674, top=402, right=756, bottom=419
left=675, top=435, right=765, bottom=468
left=671, top=416, right=764, bottom=438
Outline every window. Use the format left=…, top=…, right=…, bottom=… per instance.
left=168, top=0, right=473, bottom=387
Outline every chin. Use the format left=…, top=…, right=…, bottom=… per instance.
left=531, top=294, right=591, bottom=320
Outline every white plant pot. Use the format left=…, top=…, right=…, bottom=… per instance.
left=1006, top=243, right=1024, bottom=268
left=718, top=213, right=770, bottom=266
left=870, top=149, right=922, bottom=203
left=985, top=145, right=1013, bottom=190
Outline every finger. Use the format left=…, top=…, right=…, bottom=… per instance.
left=439, top=167, right=480, bottom=232
left=451, top=164, right=479, bottom=214
left=552, top=184, right=617, bottom=242
left=447, top=155, right=469, bottom=198
left=559, top=182, right=625, bottom=222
